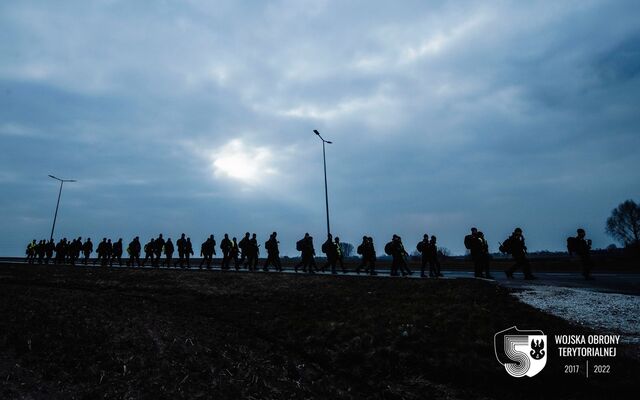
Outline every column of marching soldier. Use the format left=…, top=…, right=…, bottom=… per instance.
left=23, top=227, right=595, bottom=279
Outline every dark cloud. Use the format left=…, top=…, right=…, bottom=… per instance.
left=1, top=0, right=639, bottom=255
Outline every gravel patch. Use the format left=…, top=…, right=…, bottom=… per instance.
left=512, top=285, right=640, bottom=343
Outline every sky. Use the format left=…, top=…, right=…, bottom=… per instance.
left=1, top=0, right=639, bottom=256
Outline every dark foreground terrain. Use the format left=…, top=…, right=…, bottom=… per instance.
left=0, top=264, right=638, bottom=399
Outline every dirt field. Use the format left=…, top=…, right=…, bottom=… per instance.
left=1, top=264, right=638, bottom=399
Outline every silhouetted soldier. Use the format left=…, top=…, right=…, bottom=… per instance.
left=54, top=238, right=66, bottom=265
left=199, top=235, right=216, bottom=269
left=231, top=237, right=240, bottom=270
left=154, top=234, right=165, bottom=267
left=45, top=239, right=55, bottom=265
left=36, top=240, right=46, bottom=264
left=246, top=233, right=259, bottom=271
left=106, top=239, right=113, bottom=266
left=176, top=233, right=187, bottom=268
left=464, top=227, right=484, bottom=277
left=77, top=238, right=85, bottom=265
left=111, top=238, right=123, bottom=266
left=127, top=236, right=141, bottom=267
left=82, top=238, right=93, bottom=265
left=477, top=231, right=493, bottom=279
left=185, top=237, right=194, bottom=267
left=142, top=238, right=155, bottom=267
left=264, top=232, right=282, bottom=272
left=322, top=234, right=338, bottom=273
left=164, top=238, right=174, bottom=267
left=390, top=235, right=411, bottom=276
left=72, top=237, right=83, bottom=266
left=220, top=234, right=232, bottom=270
left=427, top=235, right=443, bottom=277
left=356, top=236, right=377, bottom=275
left=96, top=238, right=109, bottom=267
left=568, top=228, right=594, bottom=280
left=295, top=233, right=316, bottom=273
left=502, top=228, right=535, bottom=279
left=356, top=236, right=368, bottom=274
left=65, top=238, right=74, bottom=264
left=417, top=234, right=430, bottom=277
left=238, top=232, right=251, bottom=269
left=26, top=239, right=36, bottom=263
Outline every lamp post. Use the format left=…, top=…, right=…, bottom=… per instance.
left=313, top=130, right=332, bottom=237
left=48, top=175, right=76, bottom=241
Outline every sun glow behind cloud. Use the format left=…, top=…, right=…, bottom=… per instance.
left=211, top=139, right=278, bottom=186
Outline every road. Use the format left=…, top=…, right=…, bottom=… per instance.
left=2, top=257, right=639, bottom=295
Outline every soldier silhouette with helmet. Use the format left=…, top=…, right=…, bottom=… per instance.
left=264, top=232, right=282, bottom=272
left=127, top=236, right=141, bottom=267
left=295, top=233, right=316, bottom=273
left=568, top=228, right=594, bottom=280
left=164, top=238, right=174, bottom=267
left=501, top=227, right=535, bottom=280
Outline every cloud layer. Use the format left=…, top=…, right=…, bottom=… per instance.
left=1, top=0, right=639, bottom=255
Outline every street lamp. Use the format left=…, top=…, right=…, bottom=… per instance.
left=313, top=129, right=332, bottom=237
left=48, top=175, right=76, bottom=241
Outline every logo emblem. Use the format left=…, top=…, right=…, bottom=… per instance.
left=494, top=326, right=547, bottom=377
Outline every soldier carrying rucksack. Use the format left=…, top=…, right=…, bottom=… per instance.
left=141, top=238, right=155, bottom=267
left=199, top=235, right=216, bottom=269
left=153, top=234, right=165, bottom=267
left=464, top=227, right=485, bottom=277
left=45, top=239, right=55, bottom=265
left=321, top=233, right=339, bottom=274
left=127, top=236, right=141, bottom=267
left=164, top=238, right=174, bottom=267
left=185, top=237, right=194, bottom=267
left=501, top=228, right=535, bottom=280
left=238, top=232, right=251, bottom=269
left=246, top=233, right=259, bottom=271
left=96, top=238, right=110, bottom=267
left=295, top=233, right=316, bottom=273
left=175, top=233, right=187, bottom=268
left=26, top=240, right=37, bottom=264
left=230, top=237, right=240, bottom=270
left=264, top=232, right=282, bottom=272
left=567, top=228, right=594, bottom=280
left=220, top=234, right=232, bottom=270
left=427, top=235, right=443, bottom=277
left=356, top=236, right=377, bottom=275
left=417, top=234, right=430, bottom=278
left=388, top=235, right=411, bottom=276
left=82, top=238, right=93, bottom=265
left=111, top=238, right=123, bottom=267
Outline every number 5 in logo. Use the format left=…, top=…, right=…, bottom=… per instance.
left=495, top=326, right=547, bottom=377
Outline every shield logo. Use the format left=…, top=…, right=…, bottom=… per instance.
left=494, top=326, right=547, bottom=377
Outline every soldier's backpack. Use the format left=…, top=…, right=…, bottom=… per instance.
left=384, top=241, right=394, bottom=256
left=566, top=237, right=578, bottom=255
left=499, top=237, right=512, bottom=254
left=464, top=234, right=474, bottom=250
left=356, top=244, right=363, bottom=255
left=296, top=239, right=304, bottom=252
left=416, top=241, right=424, bottom=253
left=321, top=241, right=330, bottom=254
